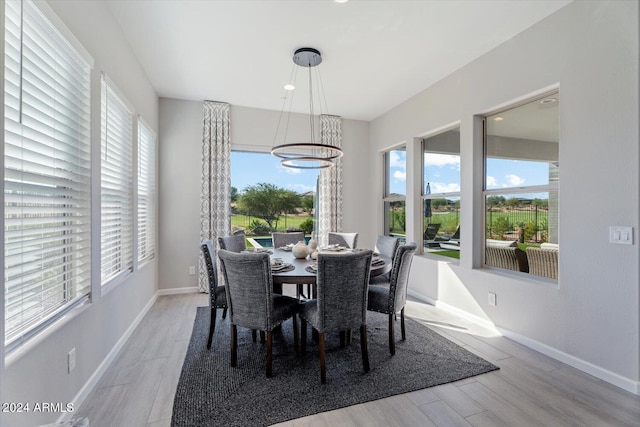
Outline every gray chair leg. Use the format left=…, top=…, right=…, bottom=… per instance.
left=401, top=307, right=406, bottom=340
left=222, top=307, right=227, bottom=319
left=252, top=330, right=257, bottom=342
left=207, top=307, right=216, bottom=349
left=293, top=315, right=300, bottom=355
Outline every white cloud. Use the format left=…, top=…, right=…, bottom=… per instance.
left=505, top=174, right=525, bottom=186
left=393, top=170, right=406, bottom=181
left=424, top=153, right=460, bottom=169
left=431, top=182, right=460, bottom=193
left=282, top=166, right=302, bottom=175
left=486, top=176, right=497, bottom=188
left=389, top=150, right=406, bottom=169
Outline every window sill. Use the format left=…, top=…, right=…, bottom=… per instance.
left=479, top=265, right=559, bottom=288
left=5, top=299, right=91, bottom=368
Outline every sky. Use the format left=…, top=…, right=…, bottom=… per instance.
left=388, top=149, right=551, bottom=197
left=231, top=151, right=319, bottom=194
left=232, top=149, right=551, bottom=198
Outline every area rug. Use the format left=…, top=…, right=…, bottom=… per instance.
left=172, top=306, right=498, bottom=426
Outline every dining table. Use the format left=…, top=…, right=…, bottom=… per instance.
left=268, top=247, right=392, bottom=287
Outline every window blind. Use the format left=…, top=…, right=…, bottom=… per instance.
left=100, top=76, right=133, bottom=285
left=137, top=120, right=155, bottom=263
left=4, top=0, right=92, bottom=349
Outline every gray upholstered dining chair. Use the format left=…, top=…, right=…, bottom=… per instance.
left=300, top=250, right=372, bottom=383
left=367, top=242, right=417, bottom=355
left=217, top=249, right=300, bottom=377
left=272, top=231, right=304, bottom=248
left=327, top=232, right=358, bottom=249
left=370, top=235, right=400, bottom=284
left=201, top=240, right=227, bottom=349
left=272, top=231, right=307, bottom=298
left=218, top=233, right=247, bottom=253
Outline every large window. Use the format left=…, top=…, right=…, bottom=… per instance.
left=230, top=151, right=319, bottom=242
left=101, top=76, right=134, bottom=285
left=137, top=120, right=156, bottom=263
left=383, top=147, right=406, bottom=238
left=484, top=92, right=559, bottom=278
left=422, top=128, right=461, bottom=257
left=4, top=0, right=92, bottom=350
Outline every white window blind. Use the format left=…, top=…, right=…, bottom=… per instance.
left=4, top=0, right=92, bottom=350
left=137, top=120, right=155, bottom=263
left=100, top=76, right=133, bottom=285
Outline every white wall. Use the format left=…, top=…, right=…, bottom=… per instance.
left=0, top=1, right=159, bottom=426
left=158, top=99, right=371, bottom=291
left=370, top=0, right=639, bottom=392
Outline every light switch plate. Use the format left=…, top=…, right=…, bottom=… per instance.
left=610, top=226, right=633, bottom=245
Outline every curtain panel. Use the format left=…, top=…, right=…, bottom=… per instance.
left=317, top=115, right=343, bottom=247
left=199, top=101, right=231, bottom=292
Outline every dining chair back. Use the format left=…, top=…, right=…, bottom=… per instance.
left=327, top=232, right=358, bottom=249
left=272, top=231, right=304, bottom=248
left=218, top=234, right=247, bottom=253
left=217, top=249, right=299, bottom=377
left=371, top=235, right=400, bottom=284
left=201, top=240, right=228, bottom=349
left=367, top=242, right=417, bottom=355
left=300, top=250, right=372, bottom=383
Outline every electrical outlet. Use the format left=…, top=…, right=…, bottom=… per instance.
left=488, top=292, right=497, bottom=307
left=189, top=266, right=196, bottom=275
left=68, top=348, right=76, bottom=373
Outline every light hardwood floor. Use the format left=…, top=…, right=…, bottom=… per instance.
left=76, top=293, right=640, bottom=426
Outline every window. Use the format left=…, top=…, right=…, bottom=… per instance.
left=230, top=151, right=318, bottom=241
left=101, top=76, right=134, bottom=285
left=137, top=120, right=156, bottom=263
left=4, top=0, right=92, bottom=350
left=383, top=147, right=406, bottom=238
left=422, top=129, right=461, bottom=257
left=484, top=92, right=559, bottom=278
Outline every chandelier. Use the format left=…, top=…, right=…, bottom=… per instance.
left=271, top=47, right=343, bottom=169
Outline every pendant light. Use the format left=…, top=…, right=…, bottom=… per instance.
left=271, top=47, right=343, bottom=169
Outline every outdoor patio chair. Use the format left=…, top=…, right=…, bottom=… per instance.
left=423, top=223, right=441, bottom=248
left=367, top=242, right=417, bottom=355
left=526, top=247, right=558, bottom=279
left=217, top=249, right=300, bottom=377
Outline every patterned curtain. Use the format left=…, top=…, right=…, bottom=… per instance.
left=199, top=101, right=231, bottom=292
left=317, top=115, right=343, bottom=247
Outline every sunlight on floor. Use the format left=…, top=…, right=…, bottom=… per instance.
left=404, top=299, right=502, bottom=338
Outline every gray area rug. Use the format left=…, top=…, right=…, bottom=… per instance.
left=172, top=306, right=498, bottom=426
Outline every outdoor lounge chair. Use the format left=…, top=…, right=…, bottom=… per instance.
left=423, top=223, right=441, bottom=248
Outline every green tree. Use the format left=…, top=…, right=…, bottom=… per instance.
left=230, top=186, right=239, bottom=203
left=505, top=198, right=521, bottom=208
left=300, top=194, right=315, bottom=213
left=492, top=217, right=512, bottom=239
left=236, top=183, right=299, bottom=231
left=431, top=198, right=448, bottom=210
left=487, top=195, right=505, bottom=207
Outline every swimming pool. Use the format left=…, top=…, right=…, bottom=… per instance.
left=248, top=236, right=310, bottom=248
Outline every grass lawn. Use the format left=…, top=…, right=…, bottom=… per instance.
left=231, top=214, right=311, bottom=231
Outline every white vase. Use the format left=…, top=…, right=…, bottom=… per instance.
left=292, top=241, right=309, bottom=259
left=308, top=236, right=318, bottom=252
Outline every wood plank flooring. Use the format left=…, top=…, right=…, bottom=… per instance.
left=75, top=293, right=640, bottom=427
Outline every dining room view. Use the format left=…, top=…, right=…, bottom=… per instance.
left=1, top=1, right=639, bottom=427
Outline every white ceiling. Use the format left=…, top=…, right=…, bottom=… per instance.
left=106, top=0, right=571, bottom=121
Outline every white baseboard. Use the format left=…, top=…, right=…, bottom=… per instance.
left=408, top=290, right=640, bottom=396
left=57, top=292, right=159, bottom=423
left=497, top=327, right=640, bottom=395
left=157, top=286, right=200, bottom=296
